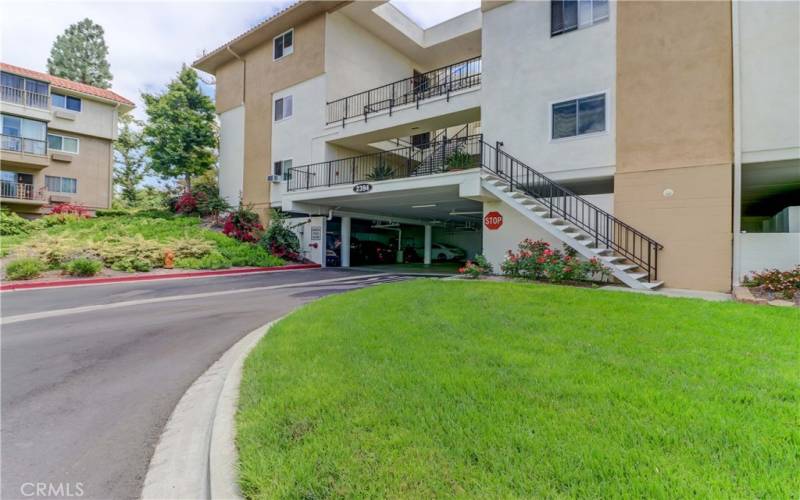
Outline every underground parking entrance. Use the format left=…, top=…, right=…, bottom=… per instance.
left=281, top=179, right=486, bottom=274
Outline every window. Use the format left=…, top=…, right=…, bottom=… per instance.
left=551, top=93, right=606, bottom=140
left=273, top=29, right=294, bottom=60
left=45, top=175, right=77, bottom=194
left=274, top=95, right=293, bottom=121
left=51, top=92, right=82, bottom=112
left=1, top=113, right=47, bottom=154
left=1, top=72, right=49, bottom=108
left=273, top=159, right=292, bottom=179
left=551, top=0, right=608, bottom=36
left=47, top=133, right=79, bottom=153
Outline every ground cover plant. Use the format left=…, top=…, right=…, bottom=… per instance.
left=2, top=212, right=283, bottom=275
left=743, top=266, right=800, bottom=300
left=237, top=279, right=799, bottom=498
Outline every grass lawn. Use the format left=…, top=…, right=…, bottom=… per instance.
left=237, top=280, right=799, bottom=498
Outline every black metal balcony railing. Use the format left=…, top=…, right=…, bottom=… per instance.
left=326, top=57, right=482, bottom=125
left=287, top=132, right=481, bottom=192
left=1, top=85, right=49, bottom=109
left=0, top=181, right=41, bottom=201
left=1, top=134, right=47, bottom=156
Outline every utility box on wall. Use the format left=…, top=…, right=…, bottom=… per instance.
left=288, top=216, right=326, bottom=266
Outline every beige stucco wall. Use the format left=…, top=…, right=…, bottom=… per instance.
left=615, top=1, right=733, bottom=291
left=214, top=13, right=326, bottom=220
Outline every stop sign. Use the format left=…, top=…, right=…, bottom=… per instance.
left=484, top=211, right=503, bottom=230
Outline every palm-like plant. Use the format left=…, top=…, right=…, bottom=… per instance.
left=367, top=162, right=394, bottom=181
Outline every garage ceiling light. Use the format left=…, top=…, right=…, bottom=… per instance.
left=412, top=204, right=437, bottom=208
left=449, top=210, right=482, bottom=215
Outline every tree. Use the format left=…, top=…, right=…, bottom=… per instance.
left=113, top=113, right=147, bottom=206
left=47, top=18, right=113, bottom=88
left=142, top=65, right=217, bottom=190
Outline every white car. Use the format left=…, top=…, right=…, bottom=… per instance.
left=419, top=243, right=466, bottom=261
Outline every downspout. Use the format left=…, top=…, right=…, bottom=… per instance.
left=731, top=1, right=742, bottom=286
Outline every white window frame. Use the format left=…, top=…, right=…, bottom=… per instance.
left=51, top=92, right=82, bottom=112
left=273, top=28, right=294, bottom=61
left=548, top=90, right=610, bottom=142
left=47, top=133, right=80, bottom=154
left=44, top=175, right=78, bottom=194
left=273, top=158, right=293, bottom=178
left=550, top=0, right=610, bottom=38
left=273, top=95, right=293, bottom=122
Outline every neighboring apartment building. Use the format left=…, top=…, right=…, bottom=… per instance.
left=0, top=63, right=134, bottom=216
left=194, top=0, right=800, bottom=292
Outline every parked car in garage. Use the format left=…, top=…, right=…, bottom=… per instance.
left=414, top=243, right=467, bottom=261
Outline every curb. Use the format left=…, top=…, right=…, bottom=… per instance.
left=141, top=319, right=281, bottom=500
left=0, top=264, right=320, bottom=292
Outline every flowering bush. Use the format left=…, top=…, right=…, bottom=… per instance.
left=501, top=239, right=608, bottom=283
left=223, top=204, right=264, bottom=243
left=49, top=203, right=90, bottom=217
left=459, top=254, right=492, bottom=279
left=174, top=191, right=199, bottom=214
left=743, top=266, right=800, bottom=300
left=260, top=210, right=301, bottom=260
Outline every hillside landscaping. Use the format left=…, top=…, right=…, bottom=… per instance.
left=0, top=208, right=288, bottom=281
left=237, top=279, right=799, bottom=498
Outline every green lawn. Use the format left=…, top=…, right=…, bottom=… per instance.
left=237, top=280, right=799, bottom=498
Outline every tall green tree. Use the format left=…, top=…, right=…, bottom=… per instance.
left=47, top=18, right=113, bottom=88
left=113, top=113, right=147, bottom=205
left=142, top=65, right=217, bottom=190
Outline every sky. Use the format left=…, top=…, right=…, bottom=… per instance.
left=0, top=0, right=479, bottom=121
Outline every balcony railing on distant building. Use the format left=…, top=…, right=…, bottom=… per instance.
left=0, top=181, right=44, bottom=201
left=326, top=57, right=482, bottom=125
left=1, top=85, right=50, bottom=109
left=1, top=134, right=47, bottom=156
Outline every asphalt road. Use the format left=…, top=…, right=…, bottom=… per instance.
left=1, top=268, right=412, bottom=500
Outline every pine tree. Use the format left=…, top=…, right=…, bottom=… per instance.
left=142, top=65, right=217, bottom=190
left=47, top=18, right=113, bottom=88
left=113, top=113, right=147, bottom=206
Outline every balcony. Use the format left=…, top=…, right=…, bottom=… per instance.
left=287, top=133, right=483, bottom=191
left=1, top=85, right=49, bottom=109
left=0, top=181, right=46, bottom=205
left=1, top=135, right=49, bottom=168
left=326, top=57, right=482, bottom=126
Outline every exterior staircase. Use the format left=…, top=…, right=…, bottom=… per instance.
left=479, top=142, right=664, bottom=290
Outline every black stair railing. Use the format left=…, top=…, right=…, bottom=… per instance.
left=480, top=141, right=663, bottom=282
left=326, top=57, right=481, bottom=125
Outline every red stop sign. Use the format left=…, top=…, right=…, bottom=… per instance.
left=484, top=211, right=503, bottom=230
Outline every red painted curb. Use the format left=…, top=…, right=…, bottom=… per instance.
left=0, top=264, right=321, bottom=291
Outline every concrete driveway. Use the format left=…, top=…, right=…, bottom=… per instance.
left=1, top=268, right=409, bottom=500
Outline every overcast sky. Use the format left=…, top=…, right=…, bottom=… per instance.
left=0, top=0, right=478, bottom=121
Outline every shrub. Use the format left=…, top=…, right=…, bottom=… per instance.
left=49, top=203, right=90, bottom=217
left=219, top=243, right=284, bottom=267
left=193, top=185, right=231, bottom=219
left=446, top=149, right=475, bottom=170
left=63, top=258, right=102, bottom=277
left=366, top=162, right=394, bottom=181
left=94, top=235, right=165, bottom=272
left=260, top=210, right=300, bottom=260
left=501, top=239, right=609, bottom=283
left=168, top=238, right=215, bottom=259
left=0, top=210, right=32, bottom=236
left=5, top=257, right=45, bottom=280
left=174, top=191, right=199, bottom=214
left=29, top=235, right=87, bottom=267
left=223, top=204, right=264, bottom=243
left=743, top=266, right=800, bottom=300
left=32, top=213, right=84, bottom=228
left=459, top=254, right=493, bottom=279
left=175, top=251, right=232, bottom=270
left=95, top=209, right=131, bottom=217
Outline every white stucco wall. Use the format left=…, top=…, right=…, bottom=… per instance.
left=739, top=233, right=800, bottom=279
left=288, top=215, right=326, bottom=264
left=325, top=11, right=417, bottom=102
left=738, top=1, right=800, bottom=163
left=218, top=105, right=245, bottom=206
left=481, top=1, right=616, bottom=180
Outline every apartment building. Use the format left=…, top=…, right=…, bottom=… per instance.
left=194, top=0, right=799, bottom=292
left=0, top=63, right=134, bottom=216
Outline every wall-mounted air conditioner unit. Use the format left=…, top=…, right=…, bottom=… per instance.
left=267, top=175, right=283, bottom=183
